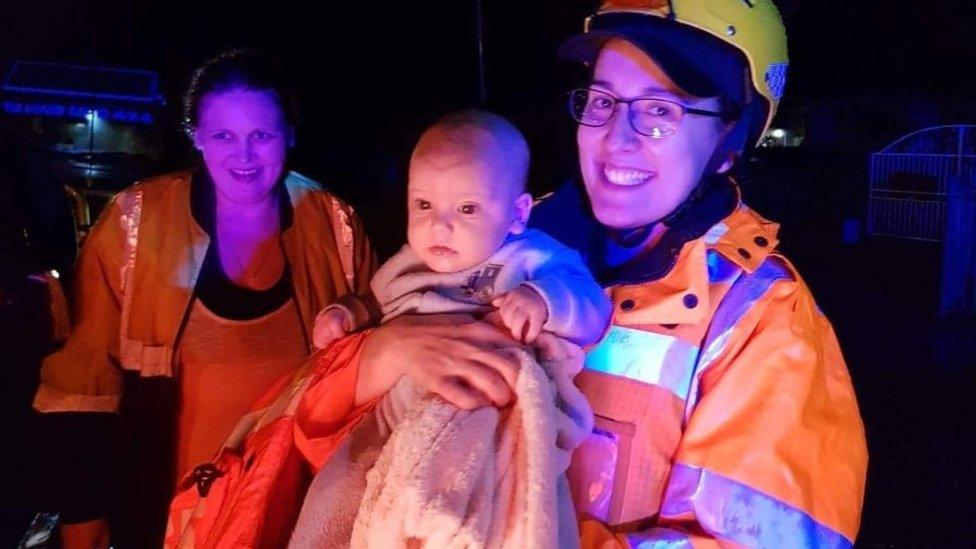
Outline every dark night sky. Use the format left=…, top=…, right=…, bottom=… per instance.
left=3, top=1, right=974, bottom=140
left=2, top=0, right=975, bottom=229
left=3, top=2, right=974, bottom=97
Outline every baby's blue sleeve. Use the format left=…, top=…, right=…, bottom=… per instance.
left=520, top=232, right=612, bottom=346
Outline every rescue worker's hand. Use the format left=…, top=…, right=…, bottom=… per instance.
left=61, top=518, right=110, bottom=549
left=357, top=314, right=522, bottom=410
left=312, top=306, right=352, bottom=349
left=493, top=285, right=549, bottom=343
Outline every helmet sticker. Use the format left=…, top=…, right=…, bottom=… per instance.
left=765, top=62, right=788, bottom=100
left=602, top=0, right=670, bottom=12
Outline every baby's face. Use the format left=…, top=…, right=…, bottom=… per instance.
left=407, top=154, right=527, bottom=273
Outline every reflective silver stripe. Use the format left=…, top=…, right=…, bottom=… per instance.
left=684, top=257, right=794, bottom=421
left=585, top=326, right=700, bottom=399
left=118, top=188, right=143, bottom=373
left=662, top=463, right=852, bottom=548
left=328, top=196, right=355, bottom=287
left=702, top=222, right=729, bottom=245
left=626, top=527, right=694, bottom=548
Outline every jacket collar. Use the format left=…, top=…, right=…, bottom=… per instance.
left=599, top=176, right=781, bottom=326
left=594, top=175, right=737, bottom=287
left=128, top=170, right=316, bottom=348
left=189, top=168, right=294, bottom=237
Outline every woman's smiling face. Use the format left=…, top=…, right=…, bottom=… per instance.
left=193, top=88, right=292, bottom=205
left=576, top=38, right=730, bottom=230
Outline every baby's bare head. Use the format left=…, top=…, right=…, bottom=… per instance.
left=410, top=109, right=529, bottom=198
left=407, top=110, right=534, bottom=273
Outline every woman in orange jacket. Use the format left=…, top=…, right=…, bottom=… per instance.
left=167, top=2, right=867, bottom=547
left=36, top=50, right=376, bottom=549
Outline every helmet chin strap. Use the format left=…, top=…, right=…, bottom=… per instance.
left=608, top=224, right=656, bottom=249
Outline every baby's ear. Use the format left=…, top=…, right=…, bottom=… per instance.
left=510, top=192, right=533, bottom=235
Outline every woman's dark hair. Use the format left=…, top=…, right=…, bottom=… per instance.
left=182, top=49, right=299, bottom=135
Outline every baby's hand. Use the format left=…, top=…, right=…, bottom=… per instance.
left=492, top=285, right=549, bottom=344
left=312, top=306, right=352, bottom=349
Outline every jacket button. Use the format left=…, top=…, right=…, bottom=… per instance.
left=620, top=299, right=635, bottom=311
left=754, top=236, right=769, bottom=247
left=683, top=294, right=698, bottom=309
left=738, top=248, right=752, bottom=259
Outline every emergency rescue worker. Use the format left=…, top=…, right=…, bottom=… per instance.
left=549, top=1, right=869, bottom=546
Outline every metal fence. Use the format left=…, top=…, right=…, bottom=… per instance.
left=868, top=125, right=976, bottom=241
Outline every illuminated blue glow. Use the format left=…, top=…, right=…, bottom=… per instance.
left=662, top=463, right=852, bottom=548
left=2, top=61, right=164, bottom=104
left=3, top=84, right=161, bottom=103
left=707, top=250, right=739, bottom=284
left=627, top=528, right=693, bottom=548
left=584, top=326, right=698, bottom=399
left=2, top=101, right=154, bottom=124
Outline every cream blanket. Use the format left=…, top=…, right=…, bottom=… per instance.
left=289, top=333, right=592, bottom=549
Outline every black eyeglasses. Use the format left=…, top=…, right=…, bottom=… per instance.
left=568, top=87, right=726, bottom=139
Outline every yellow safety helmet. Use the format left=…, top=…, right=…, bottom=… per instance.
left=560, top=0, right=789, bottom=147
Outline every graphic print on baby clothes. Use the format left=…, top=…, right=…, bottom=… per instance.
left=461, top=264, right=503, bottom=303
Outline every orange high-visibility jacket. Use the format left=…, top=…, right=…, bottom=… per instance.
left=34, top=170, right=377, bottom=413
left=34, top=170, right=377, bottom=543
left=571, top=194, right=867, bottom=547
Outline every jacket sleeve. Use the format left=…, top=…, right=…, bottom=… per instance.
left=32, top=196, right=128, bottom=523
left=349, top=205, right=379, bottom=299
left=587, top=267, right=868, bottom=548
left=293, top=330, right=383, bottom=471
left=348, top=207, right=381, bottom=325
left=326, top=201, right=380, bottom=327
left=34, top=195, right=125, bottom=414
left=522, top=238, right=612, bottom=347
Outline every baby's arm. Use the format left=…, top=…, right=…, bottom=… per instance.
left=312, top=293, right=380, bottom=349
left=312, top=306, right=352, bottom=349
left=518, top=241, right=612, bottom=346
left=492, top=285, right=549, bottom=343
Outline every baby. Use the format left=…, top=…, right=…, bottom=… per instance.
left=292, top=111, right=607, bottom=547
left=313, top=109, right=611, bottom=349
